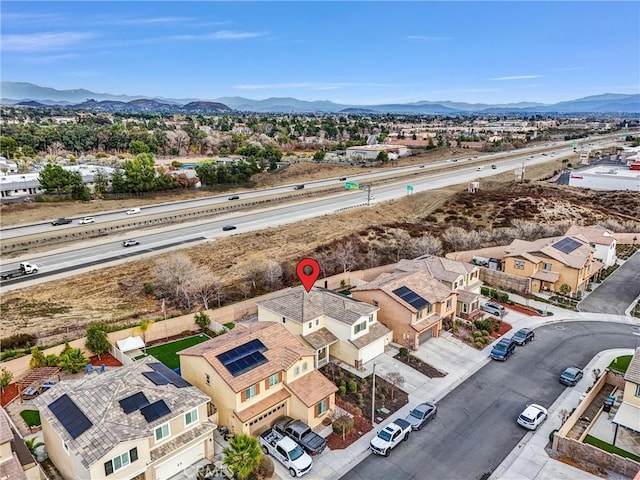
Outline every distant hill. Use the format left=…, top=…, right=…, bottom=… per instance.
left=1, top=81, right=638, bottom=114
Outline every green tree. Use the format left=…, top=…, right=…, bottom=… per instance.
left=129, top=139, right=150, bottom=155
left=0, top=136, right=17, bottom=158
left=92, top=170, right=109, bottom=198
left=376, top=151, right=389, bottom=164
left=134, top=319, right=154, bottom=350
left=123, top=153, right=157, bottom=193
left=85, top=322, right=112, bottom=360
left=24, top=437, right=44, bottom=457
left=29, top=347, right=46, bottom=369
left=0, top=366, right=13, bottom=393
left=194, top=310, right=210, bottom=332
left=313, top=150, right=325, bottom=161
left=558, top=283, right=572, bottom=296
left=222, top=434, right=263, bottom=480
left=58, top=348, right=88, bottom=373
left=38, top=163, right=72, bottom=195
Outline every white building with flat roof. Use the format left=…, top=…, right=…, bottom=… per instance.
left=568, top=165, right=640, bottom=192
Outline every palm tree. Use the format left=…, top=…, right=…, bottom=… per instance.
left=24, top=437, right=44, bottom=457
left=134, top=319, right=154, bottom=352
left=222, top=434, right=263, bottom=480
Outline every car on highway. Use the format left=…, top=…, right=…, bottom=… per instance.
left=78, top=217, right=95, bottom=225
left=559, top=367, right=583, bottom=386
left=404, top=402, right=437, bottom=431
left=481, top=302, right=506, bottom=317
left=419, top=165, right=425, bottom=168
left=126, top=208, right=141, bottom=215
left=294, top=185, right=305, bottom=190
left=339, top=177, right=347, bottom=181
left=222, top=225, right=237, bottom=231
left=491, top=164, right=497, bottom=169
left=476, top=166, right=484, bottom=171
left=490, top=338, right=516, bottom=361
left=122, top=239, right=140, bottom=247
left=228, top=195, right=240, bottom=200
left=51, top=218, right=72, bottom=226
left=517, top=404, right=547, bottom=430
left=511, top=328, right=535, bottom=346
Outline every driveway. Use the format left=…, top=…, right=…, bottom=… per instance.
left=578, top=250, right=640, bottom=315
left=340, top=321, right=638, bottom=480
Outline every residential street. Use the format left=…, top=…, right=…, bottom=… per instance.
left=340, top=321, right=638, bottom=480
left=578, top=250, right=640, bottom=315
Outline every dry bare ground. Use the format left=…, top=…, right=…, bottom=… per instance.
left=2, top=152, right=637, bottom=343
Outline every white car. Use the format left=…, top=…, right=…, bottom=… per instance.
left=78, top=217, right=95, bottom=225
left=126, top=208, right=141, bottom=215
left=517, top=404, right=547, bottom=430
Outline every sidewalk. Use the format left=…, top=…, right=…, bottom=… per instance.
left=299, top=300, right=639, bottom=480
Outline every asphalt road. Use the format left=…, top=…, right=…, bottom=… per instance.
left=578, top=251, right=640, bottom=315
left=340, top=321, right=637, bottom=480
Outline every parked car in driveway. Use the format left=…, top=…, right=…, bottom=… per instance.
left=272, top=416, right=327, bottom=456
left=78, top=216, right=95, bottom=225
left=490, top=338, right=516, bottom=361
left=511, top=328, right=535, bottom=346
left=481, top=302, right=506, bottom=317
left=405, top=402, right=437, bottom=430
left=560, top=367, right=583, bottom=386
left=517, top=404, right=547, bottom=430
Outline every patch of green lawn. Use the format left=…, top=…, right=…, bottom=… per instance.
left=584, top=435, right=640, bottom=463
left=608, top=355, right=632, bottom=374
left=20, top=410, right=41, bottom=427
left=145, top=334, right=211, bottom=370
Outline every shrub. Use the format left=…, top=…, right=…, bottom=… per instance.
left=339, top=380, right=346, bottom=388
left=465, top=335, right=474, bottom=343
left=475, top=341, right=485, bottom=349
left=257, top=455, right=274, bottom=478
left=481, top=330, right=490, bottom=337
left=332, top=415, right=354, bottom=439
left=549, top=429, right=558, bottom=443
left=399, top=347, right=408, bottom=357
left=1, top=333, right=36, bottom=350
left=322, top=417, right=332, bottom=426
left=473, top=330, right=484, bottom=338
left=351, top=406, right=362, bottom=417
left=377, top=393, right=385, bottom=401
left=474, top=319, right=493, bottom=331
left=497, top=292, right=509, bottom=303
left=347, top=380, right=357, bottom=393
left=338, top=385, right=346, bottom=396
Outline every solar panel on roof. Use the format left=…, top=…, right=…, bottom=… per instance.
left=148, top=362, right=191, bottom=388
left=143, top=371, right=170, bottom=385
left=552, top=237, right=583, bottom=254
left=140, top=399, right=171, bottom=423
left=217, top=339, right=267, bottom=366
left=225, top=351, right=268, bottom=377
left=119, top=392, right=150, bottom=414
left=48, top=394, right=93, bottom=439
left=392, top=286, right=430, bottom=310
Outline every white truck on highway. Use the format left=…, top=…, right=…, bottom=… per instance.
left=369, top=418, right=412, bottom=456
left=0, top=262, right=39, bottom=280
left=259, top=428, right=313, bottom=477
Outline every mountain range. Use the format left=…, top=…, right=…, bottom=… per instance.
left=1, top=82, right=639, bottom=114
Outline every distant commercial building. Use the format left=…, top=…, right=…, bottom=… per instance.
left=346, top=144, right=409, bottom=161
left=568, top=165, right=640, bottom=192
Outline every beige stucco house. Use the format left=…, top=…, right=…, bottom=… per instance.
left=0, top=408, right=43, bottom=480
left=503, top=236, right=602, bottom=295
left=396, top=254, right=483, bottom=322
left=612, top=348, right=640, bottom=437
left=351, top=271, right=457, bottom=350
left=565, top=225, right=618, bottom=268
left=179, top=322, right=337, bottom=436
left=257, top=286, right=392, bottom=370
left=33, top=358, right=214, bottom=480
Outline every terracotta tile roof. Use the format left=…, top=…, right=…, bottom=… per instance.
left=235, top=388, right=291, bottom=423
left=286, top=370, right=338, bottom=408
left=565, top=225, right=616, bottom=246
left=531, top=270, right=561, bottom=282
left=179, top=321, right=314, bottom=393
left=625, top=348, right=640, bottom=385
left=350, top=322, right=392, bottom=349
left=410, top=315, right=441, bottom=333
left=457, top=289, right=480, bottom=304
left=396, top=255, right=476, bottom=283
left=258, top=287, right=377, bottom=326
left=303, top=327, right=339, bottom=350
left=352, top=271, right=453, bottom=311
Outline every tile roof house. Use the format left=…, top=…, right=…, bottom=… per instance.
left=503, top=235, right=602, bottom=295
left=396, top=254, right=483, bottom=322
left=257, top=287, right=392, bottom=370
left=565, top=225, right=618, bottom=267
left=351, top=271, right=457, bottom=351
left=33, top=358, right=214, bottom=480
left=612, top=348, right=640, bottom=435
left=0, top=408, right=42, bottom=480
left=179, top=322, right=337, bottom=436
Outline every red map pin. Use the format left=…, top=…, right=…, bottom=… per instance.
left=296, top=258, right=320, bottom=292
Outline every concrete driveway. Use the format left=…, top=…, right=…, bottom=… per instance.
left=578, top=251, right=640, bottom=315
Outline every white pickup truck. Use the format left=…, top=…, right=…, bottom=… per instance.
left=369, top=418, right=412, bottom=456
left=259, top=428, right=313, bottom=477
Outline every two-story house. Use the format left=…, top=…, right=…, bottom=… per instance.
left=1, top=408, right=43, bottom=480
left=396, top=254, right=483, bottom=322
left=33, top=358, right=214, bottom=480
left=179, top=322, right=337, bottom=436
left=612, top=348, right=640, bottom=439
left=256, top=286, right=392, bottom=370
left=351, top=271, right=457, bottom=350
left=565, top=225, right=618, bottom=268
left=503, top=235, right=602, bottom=295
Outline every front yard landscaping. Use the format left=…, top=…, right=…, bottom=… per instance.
left=394, top=349, right=447, bottom=377
left=608, top=355, right=632, bottom=374
left=616, top=243, right=639, bottom=260
left=452, top=317, right=512, bottom=349
left=143, top=334, right=211, bottom=370
left=20, top=410, right=41, bottom=427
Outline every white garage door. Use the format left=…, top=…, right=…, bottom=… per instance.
left=155, top=442, right=205, bottom=480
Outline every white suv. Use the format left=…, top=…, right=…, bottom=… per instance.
left=78, top=217, right=95, bottom=225
left=517, top=404, right=547, bottom=430
left=126, top=208, right=141, bottom=215
left=481, top=302, right=506, bottom=317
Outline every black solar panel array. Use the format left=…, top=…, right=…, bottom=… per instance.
left=142, top=371, right=171, bottom=386
left=148, top=362, right=191, bottom=388
left=119, top=392, right=150, bottom=414
left=392, top=286, right=430, bottom=310
left=48, top=394, right=93, bottom=439
left=140, top=399, right=171, bottom=423
left=217, top=339, right=269, bottom=377
left=552, top=237, right=583, bottom=254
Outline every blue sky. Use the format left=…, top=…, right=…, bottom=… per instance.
left=2, top=1, right=639, bottom=105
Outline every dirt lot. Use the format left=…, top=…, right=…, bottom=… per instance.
left=2, top=152, right=638, bottom=343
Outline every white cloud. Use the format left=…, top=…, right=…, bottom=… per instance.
left=490, top=75, right=543, bottom=81
left=2, top=32, right=96, bottom=52
left=406, top=35, right=451, bottom=41
left=170, top=30, right=265, bottom=41
left=120, top=16, right=194, bottom=25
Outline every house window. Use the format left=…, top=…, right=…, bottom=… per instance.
left=302, top=362, right=308, bottom=372
left=294, top=366, right=300, bottom=376
left=417, top=309, right=423, bottom=319
left=514, top=260, right=525, bottom=270
left=185, top=408, right=198, bottom=426
left=245, top=385, right=256, bottom=400
left=543, top=263, right=552, bottom=271
left=369, top=314, right=374, bottom=323
left=308, top=322, right=312, bottom=329
left=446, top=299, right=452, bottom=309
left=315, top=319, right=319, bottom=326
left=282, top=317, right=286, bottom=324
left=636, top=384, right=640, bottom=397
left=316, top=398, right=327, bottom=417
left=268, top=373, right=279, bottom=388
left=373, top=300, right=379, bottom=307
left=62, top=440, right=69, bottom=454
left=104, top=448, right=138, bottom=476
left=353, top=322, right=366, bottom=335
left=205, top=374, right=210, bottom=385
left=155, top=423, right=170, bottom=442
left=462, top=303, right=468, bottom=313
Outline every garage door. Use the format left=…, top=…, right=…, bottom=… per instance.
left=155, top=442, right=205, bottom=480
left=418, top=328, right=433, bottom=345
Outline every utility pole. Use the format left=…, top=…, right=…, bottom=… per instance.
left=367, top=184, right=372, bottom=206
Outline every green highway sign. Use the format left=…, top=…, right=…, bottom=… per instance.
left=407, top=185, right=414, bottom=192
left=345, top=182, right=360, bottom=190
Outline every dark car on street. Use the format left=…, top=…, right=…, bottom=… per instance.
left=560, top=367, right=583, bottom=386
left=512, top=328, right=535, bottom=346
left=228, top=195, right=240, bottom=200
left=405, top=402, right=437, bottom=430
left=294, top=184, right=305, bottom=190
left=51, top=218, right=72, bottom=226
left=222, top=225, right=237, bottom=231
left=490, top=338, right=516, bottom=361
